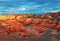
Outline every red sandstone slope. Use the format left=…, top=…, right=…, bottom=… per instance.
left=0, top=12, right=60, bottom=39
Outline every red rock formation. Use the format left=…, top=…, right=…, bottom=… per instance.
left=0, top=13, right=60, bottom=38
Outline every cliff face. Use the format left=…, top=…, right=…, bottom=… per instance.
left=0, top=12, right=60, bottom=41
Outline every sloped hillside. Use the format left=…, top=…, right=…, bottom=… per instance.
left=0, top=12, right=60, bottom=41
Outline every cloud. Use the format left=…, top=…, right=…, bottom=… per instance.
left=0, top=0, right=60, bottom=14
left=18, top=7, right=26, bottom=11
left=44, top=3, right=51, bottom=5
left=0, top=12, right=3, bottom=14
left=0, top=0, right=6, bottom=1
left=50, top=10, right=60, bottom=13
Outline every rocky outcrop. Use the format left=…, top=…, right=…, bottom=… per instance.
left=0, top=12, right=60, bottom=41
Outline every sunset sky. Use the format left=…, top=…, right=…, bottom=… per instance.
left=0, top=0, right=60, bottom=14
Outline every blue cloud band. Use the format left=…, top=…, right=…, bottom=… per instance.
left=0, top=0, right=60, bottom=14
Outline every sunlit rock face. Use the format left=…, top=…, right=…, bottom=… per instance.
left=0, top=12, right=60, bottom=41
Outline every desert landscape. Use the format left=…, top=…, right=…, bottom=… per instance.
left=0, top=12, right=60, bottom=41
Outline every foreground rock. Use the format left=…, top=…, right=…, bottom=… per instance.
left=0, top=12, right=60, bottom=41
